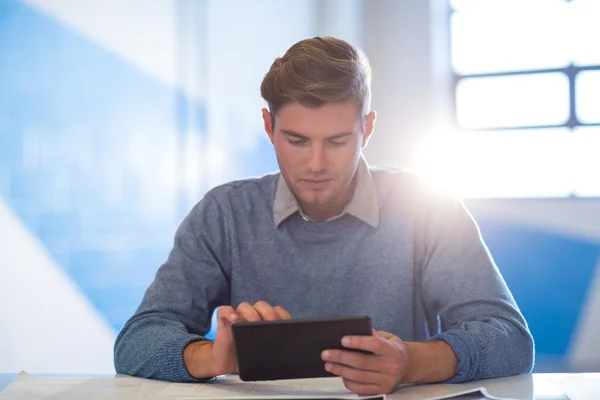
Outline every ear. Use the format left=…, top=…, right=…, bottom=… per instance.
left=361, top=111, right=376, bottom=149
left=262, top=108, right=274, bottom=144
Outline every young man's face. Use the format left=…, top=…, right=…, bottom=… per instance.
left=263, top=101, right=375, bottom=219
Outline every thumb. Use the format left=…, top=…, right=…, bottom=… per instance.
left=215, top=307, right=236, bottom=348
left=217, top=306, right=239, bottom=326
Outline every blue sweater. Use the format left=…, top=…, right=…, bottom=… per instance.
left=114, top=169, right=534, bottom=383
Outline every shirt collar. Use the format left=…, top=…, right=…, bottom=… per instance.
left=273, top=156, right=379, bottom=228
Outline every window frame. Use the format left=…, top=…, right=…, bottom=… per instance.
left=448, top=0, right=600, bottom=198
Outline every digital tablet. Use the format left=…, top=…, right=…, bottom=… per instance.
left=231, top=315, right=372, bottom=381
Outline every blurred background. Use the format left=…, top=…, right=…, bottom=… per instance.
left=1, top=0, right=599, bottom=376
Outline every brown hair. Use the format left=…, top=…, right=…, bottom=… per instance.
left=260, top=36, right=372, bottom=124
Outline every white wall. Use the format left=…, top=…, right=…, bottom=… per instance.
left=359, top=0, right=600, bottom=371
left=4, top=0, right=600, bottom=375
left=1, top=0, right=320, bottom=374
left=362, top=0, right=452, bottom=169
left=22, top=0, right=180, bottom=94
left=0, top=198, right=115, bottom=374
left=569, top=257, right=600, bottom=371
left=204, top=0, right=318, bottom=188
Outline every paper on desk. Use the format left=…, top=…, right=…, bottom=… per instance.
left=0, top=373, right=380, bottom=400
left=0, top=372, right=537, bottom=400
left=0, top=373, right=385, bottom=400
left=177, top=377, right=526, bottom=400
left=388, top=374, right=535, bottom=400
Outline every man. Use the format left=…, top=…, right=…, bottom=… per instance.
left=114, top=36, right=534, bottom=395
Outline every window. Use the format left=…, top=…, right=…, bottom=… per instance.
left=416, top=0, right=600, bottom=198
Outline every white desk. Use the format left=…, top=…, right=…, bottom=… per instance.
left=0, top=372, right=598, bottom=399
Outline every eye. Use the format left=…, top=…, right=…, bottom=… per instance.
left=289, top=139, right=308, bottom=146
left=328, top=140, right=347, bottom=147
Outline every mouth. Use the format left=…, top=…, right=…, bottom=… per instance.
left=300, top=178, right=333, bottom=190
left=302, top=179, right=332, bottom=184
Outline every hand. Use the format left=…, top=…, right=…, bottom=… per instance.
left=321, top=330, right=411, bottom=395
left=212, top=301, right=291, bottom=374
left=208, top=306, right=241, bottom=376
left=184, top=302, right=292, bottom=379
left=184, top=306, right=239, bottom=378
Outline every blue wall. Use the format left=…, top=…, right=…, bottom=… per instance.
left=2, top=0, right=599, bottom=372
left=472, top=215, right=600, bottom=369
left=0, top=0, right=195, bottom=332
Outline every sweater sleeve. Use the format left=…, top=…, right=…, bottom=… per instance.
left=416, top=192, right=535, bottom=383
left=114, top=193, right=230, bottom=382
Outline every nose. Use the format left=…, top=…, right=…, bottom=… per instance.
left=307, top=144, right=326, bottom=174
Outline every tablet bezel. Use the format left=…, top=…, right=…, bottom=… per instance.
left=231, top=315, right=373, bottom=381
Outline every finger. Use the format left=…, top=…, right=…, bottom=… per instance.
left=236, top=302, right=262, bottom=322
left=274, top=305, right=292, bottom=320
left=342, top=377, right=384, bottom=396
left=217, top=306, right=239, bottom=324
left=375, top=330, right=396, bottom=340
left=325, top=362, right=384, bottom=387
left=321, top=349, right=381, bottom=373
left=253, top=301, right=279, bottom=321
left=342, top=334, right=395, bottom=356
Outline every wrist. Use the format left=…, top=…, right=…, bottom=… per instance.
left=404, top=342, right=421, bottom=384
left=184, top=340, right=214, bottom=379
left=404, top=341, right=458, bottom=384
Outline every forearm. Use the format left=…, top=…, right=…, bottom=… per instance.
left=114, top=314, right=206, bottom=382
left=405, top=340, right=458, bottom=384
